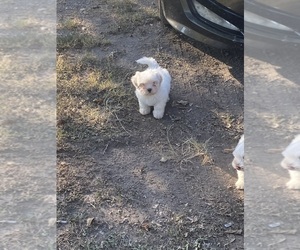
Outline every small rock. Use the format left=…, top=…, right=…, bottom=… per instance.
left=268, top=222, right=281, bottom=228
left=57, top=220, right=67, bottom=224
left=224, top=221, right=234, bottom=228
left=152, top=204, right=159, bottom=209
left=187, top=216, right=199, bottom=223
left=100, top=241, right=105, bottom=249
left=160, top=157, right=168, bottom=163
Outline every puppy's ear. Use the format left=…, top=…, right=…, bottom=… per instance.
left=155, top=73, right=162, bottom=86
left=131, top=72, right=140, bottom=88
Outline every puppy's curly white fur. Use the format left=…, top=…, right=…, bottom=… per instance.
left=232, top=135, right=244, bottom=190
left=281, top=134, right=300, bottom=189
left=131, top=57, right=171, bottom=119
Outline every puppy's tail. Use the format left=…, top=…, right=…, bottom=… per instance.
left=136, top=57, right=159, bottom=69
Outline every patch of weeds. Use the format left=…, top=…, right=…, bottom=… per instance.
left=179, top=237, right=212, bottom=250
left=57, top=54, right=134, bottom=143
left=108, top=0, right=159, bottom=34
left=57, top=32, right=110, bottom=51
left=80, top=53, right=102, bottom=69
left=56, top=55, right=75, bottom=79
left=213, top=110, right=236, bottom=130
left=60, top=18, right=83, bottom=30
left=57, top=95, right=111, bottom=141
left=99, top=78, right=130, bottom=108
left=95, top=186, right=124, bottom=206
left=57, top=18, right=111, bottom=50
left=96, top=233, right=154, bottom=250
left=57, top=127, right=67, bottom=146
left=162, top=128, right=213, bottom=166
left=181, top=138, right=214, bottom=166
left=98, top=233, right=132, bottom=249
left=57, top=55, right=92, bottom=79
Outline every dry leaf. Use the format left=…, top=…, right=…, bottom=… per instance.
left=140, top=221, right=151, bottom=231
left=87, top=217, right=94, bottom=226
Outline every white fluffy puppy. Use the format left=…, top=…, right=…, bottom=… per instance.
left=131, top=57, right=171, bottom=119
left=232, top=135, right=244, bottom=190
left=281, top=134, right=300, bottom=190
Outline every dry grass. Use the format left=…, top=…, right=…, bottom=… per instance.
left=57, top=54, right=134, bottom=144
left=57, top=32, right=110, bottom=50
left=213, top=110, right=237, bottom=130
left=60, top=18, right=83, bottom=30
left=161, top=127, right=214, bottom=167
left=57, top=18, right=110, bottom=51
left=181, top=138, right=214, bottom=166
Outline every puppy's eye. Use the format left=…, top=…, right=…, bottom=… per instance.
left=153, top=81, right=157, bottom=86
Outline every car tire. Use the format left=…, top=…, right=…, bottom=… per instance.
left=158, top=0, right=170, bottom=26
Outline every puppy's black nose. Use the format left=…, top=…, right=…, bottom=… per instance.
left=235, top=165, right=242, bottom=171
left=147, top=88, right=152, bottom=93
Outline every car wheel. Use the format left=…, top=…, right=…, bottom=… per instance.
left=158, top=0, right=170, bottom=26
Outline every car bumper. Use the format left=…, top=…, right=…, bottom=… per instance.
left=160, top=0, right=244, bottom=49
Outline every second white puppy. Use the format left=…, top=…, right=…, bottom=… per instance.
left=131, top=57, right=171, bottom=119
left=232, top=135, right=244, bottom=190
left=281, top=134, right=300, bottom=190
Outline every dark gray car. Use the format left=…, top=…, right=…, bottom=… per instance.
left=158, top=0, right=244, bottom=48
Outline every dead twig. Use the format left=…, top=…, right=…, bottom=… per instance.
left=102, top=143, right=109, bottom=154
left=114, top=112, right=131, bottom=135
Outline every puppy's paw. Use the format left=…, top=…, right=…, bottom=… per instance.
left=286, top=180, right=300, bottom=190
left=153, top=110, right=164, bottom=119
left=235, top=180, right=244, bottom=190
left=139, top=107, right=151, bottom=115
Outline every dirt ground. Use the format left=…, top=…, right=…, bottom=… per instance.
left=57, top=0, right=244, bottom=249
